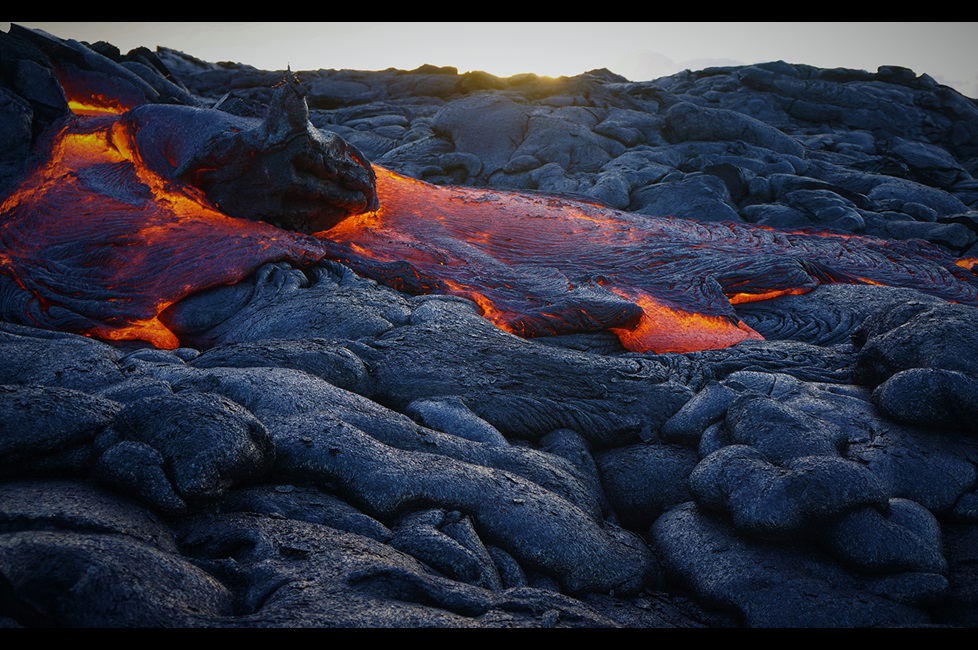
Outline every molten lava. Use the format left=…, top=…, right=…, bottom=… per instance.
left=0, top=102, right=327, bottom=349
left=318, top=166, right=978, bottom=353
left=2, top=80, right=977, bottom=354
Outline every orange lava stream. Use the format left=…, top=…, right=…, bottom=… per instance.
left=3, top=92, right=977, bottom=354
left=608, top=288, right=765, bottom=354
left=0, top=109, right=328, bottom=349
left=957, top=257, right=978, bottom=271
left=321, top=166, right=978, bottom=353
left=726, top=287, right=811, bottom=305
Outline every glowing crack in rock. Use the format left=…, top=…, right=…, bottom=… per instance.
left=1, top=77, right=977, bottom=354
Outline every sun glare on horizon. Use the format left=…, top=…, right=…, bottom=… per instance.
left=4, top=22, right=977, bottom=97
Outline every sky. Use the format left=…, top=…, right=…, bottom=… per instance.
left=5, top=22, right=978, bottom=99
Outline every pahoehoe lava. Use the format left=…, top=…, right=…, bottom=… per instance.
left=4, top=23, right=978, bottom=629
left=0, top=54, right=975, bottom=353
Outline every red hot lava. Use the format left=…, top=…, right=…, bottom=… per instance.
left=0, top=93, right=328, bottom=349
left=319, top=167, right=978, bottom=352
left=1, top=77, right=977, bottom=353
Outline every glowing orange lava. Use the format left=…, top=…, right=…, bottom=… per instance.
left=2, top=86, right=977, bottom=354
left=319, top=166, right=978, bottom=352
left=0, top=107, right=328, bottom=349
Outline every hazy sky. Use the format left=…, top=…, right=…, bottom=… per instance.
left=6, top=22, right=978, bottom=98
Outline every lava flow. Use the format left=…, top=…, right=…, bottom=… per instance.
left=319, top=166, right=978, bottom=352
left=2, top=78, right=977, bottom=354
left=0, top=97, right=329, bottom=349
